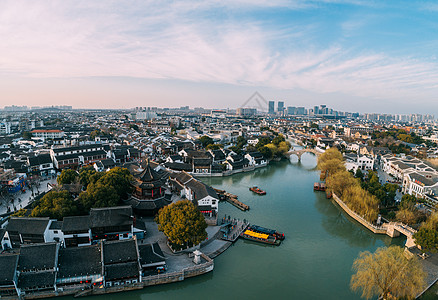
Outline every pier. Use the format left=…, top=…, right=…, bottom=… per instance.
left=219, top=215, right=249, bottom=242
left=214, top=188, right=250, bottom=211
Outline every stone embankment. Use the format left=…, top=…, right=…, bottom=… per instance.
left=331, top=194, right=416, bottom=248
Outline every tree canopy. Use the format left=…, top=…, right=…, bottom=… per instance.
left=31, top=190, right=81, bottom=220
left=351, top=246, right=425, bottom=300
left=156, top=200, right=208, bottom=250
left=199, top=136, right=214, bottom=148
left=57, top=169, right=79, bottom=185
left=78, top=167, right=133, bottom=211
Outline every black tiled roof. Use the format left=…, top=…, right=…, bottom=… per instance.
left=6, top=217, right=50, bottom=235
left=0, top=254, right=18, bottom=285
left=62, top=216, right=90, bottom=233
left=18, top=271, right=56, bottom=290
left=17, top=243, right=58, bottom=272
left=49, top=220, right=63, bottom=230
left=57, top=244, right=102, bottom=278
left=103, top=239, right=138, bottom=264
left=28, top=154, right=52, bottom=166
left=105, top=261, right=140, bottom=280
left=89, top=206, right=133, bottom=229
left=138, top=243, right=165, bottom=266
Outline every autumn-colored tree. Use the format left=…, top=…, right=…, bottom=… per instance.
left=156, top=200, right=208, bottom=250
left=351, top=246, right=425, bottom=300
left=396, top=208, right=417, bottom=226
left=31, top=190, right=81, bottom=220
left=326, top=170, right=359, bottom=197
left=57, top=169, right=78, bottom=185
left=317, top=147, right=343, bottom=167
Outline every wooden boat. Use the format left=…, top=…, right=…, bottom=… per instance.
left=240, top=229, right=281, bottom=245
left=314, top=182, right=326, bottom=191
left=248, top=225, right=285, bottom=240
left=249, top=186, right=266, bottom=195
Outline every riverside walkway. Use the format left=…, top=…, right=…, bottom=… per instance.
left=331, top=194, right=417, bottom=247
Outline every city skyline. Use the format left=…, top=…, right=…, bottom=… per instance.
left=1, top=1, right=438, bottom=115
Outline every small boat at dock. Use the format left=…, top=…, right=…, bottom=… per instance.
left=248, top=225, right=285, bottom=240
left=314, top=182, right=326, bottom=191
left=240, top=229, right=281, bottom=245
left=240, top=224, right=284, bottom=245
left=249, top=186, right=266, bottom=195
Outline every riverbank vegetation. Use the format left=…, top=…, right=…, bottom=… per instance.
left=351, top=246, right=425, bottom=300
left=318, top=148, right=379, bottom=222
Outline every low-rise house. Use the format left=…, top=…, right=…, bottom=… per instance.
left=6, top=217, right=51, bottom=248
left=27, top=154, right=55, bottom=178
left=244, top=151, right=267, bottom=167
left=89, top=206, right=134, bottom=242
left=102, top=239, right=141, bottom=287
left=56, top=244, right=104, bottom=289
left=61, top=216, right=91, bottom=247
left=17, top=243, right=59, bottom=293
left=0, top=254, right=19, bottom=297
left=138, top=242, right=166, bottom=273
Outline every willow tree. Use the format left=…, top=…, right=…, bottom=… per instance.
left=326, top=169, right=359, bottom=197
left=351, top=246, right=425, bottom=300
left=317, top=148, right=344, bottom=177
left=157, top=200, right=208, bottom=250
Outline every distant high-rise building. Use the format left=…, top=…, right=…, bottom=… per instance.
left=287, top=106, right=296, bottom=115
left=237, top=108, right=257, bottom=116
left=313, top=106, right=319, bottom=115
left=278, top=101, right=285, bottom=114
left=296, top=107, right=305, bottom=115
left=268, top=101, right=275, bottom=114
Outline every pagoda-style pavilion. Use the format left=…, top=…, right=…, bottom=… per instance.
left=123, top=160, right=171, bottom=215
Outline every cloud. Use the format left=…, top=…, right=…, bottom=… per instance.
left=0, top=0, right=437, bottom=106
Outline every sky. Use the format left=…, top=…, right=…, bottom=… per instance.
left=1, top=0, right=438, bottom=115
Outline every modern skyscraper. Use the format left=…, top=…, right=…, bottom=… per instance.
left=287, top=106, right=296, bottom=115
left=268, top=101, right=275, bottom=114
left=278, top=101, right=284, bottom=114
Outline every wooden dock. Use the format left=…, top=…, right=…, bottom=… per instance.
left=220, top=216, right=249, bottom=242
left=214, top=188, right=249, bottom=211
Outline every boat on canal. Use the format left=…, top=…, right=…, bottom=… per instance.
left=313, top=182, right=326, bottom=191
left=249, top=186, right=266, bottom=195
left=248, top=224, right=285, bottom=240
left=240, top=225, right=284, bottom=245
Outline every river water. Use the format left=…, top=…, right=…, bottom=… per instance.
left=85, top=153, right=405, bottom=300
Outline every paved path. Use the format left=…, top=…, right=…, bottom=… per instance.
left=0, top=177, right=57, bottom=216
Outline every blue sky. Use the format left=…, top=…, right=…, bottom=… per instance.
left=1, top=0, right=438, bottom=115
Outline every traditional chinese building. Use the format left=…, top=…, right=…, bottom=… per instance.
left=124, top=160, right=171, bottom=215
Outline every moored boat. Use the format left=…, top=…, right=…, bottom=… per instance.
left=249, top=186, right=266, bottom=195
left=248, top=225, right=285, bottom=240
left=240, top=229, right=281, bottom=245
left=314, top=182, right=326, bottom=191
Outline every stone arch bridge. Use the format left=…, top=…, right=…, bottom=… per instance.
left=286, top=148, right=323, bottom=161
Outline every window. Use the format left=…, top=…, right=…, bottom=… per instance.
left=54, top=230, right=58, bottom=234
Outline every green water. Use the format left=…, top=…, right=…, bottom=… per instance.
left=85, top=154, right=404, bottom=300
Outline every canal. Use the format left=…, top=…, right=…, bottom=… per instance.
left=87, top=153, right=405, bottom=300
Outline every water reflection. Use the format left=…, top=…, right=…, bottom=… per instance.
left=314, top=192, right=401, bottom=248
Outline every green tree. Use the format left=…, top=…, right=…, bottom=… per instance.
left=79, top=166, right=97, bottom=188
left=351, top=246, right=425, bottom=300
left=156, top=200, right=208, bottom=250
left=355, top=169, right=364, bottom=181
left=96, top=167, right=133, bottom=199
left=79, top=183, right=119, bottom=211
left=57, top=169, right=79, bottom=185
left=199, top=136, right=214, bottom=148
left=31, top=190, right=81, bottom=220
left=259, top=146, right=273, bottom=159
left=414, top=228, right=438, bottom=251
